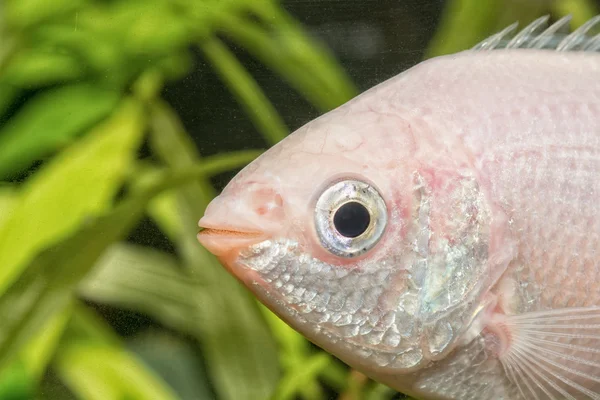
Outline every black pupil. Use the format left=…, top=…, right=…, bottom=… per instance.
left=333, top=201, right=371, bottom=238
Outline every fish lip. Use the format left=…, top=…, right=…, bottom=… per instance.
left=197, top=222, right=268, bottom=257
left=197, top=227, right=264, bottom=237
left=197, top=215, right=264, bottom=234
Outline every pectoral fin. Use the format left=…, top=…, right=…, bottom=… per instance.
left=494, top=307, right=600, bottom=400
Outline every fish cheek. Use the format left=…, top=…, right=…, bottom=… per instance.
left=407, top=168, right=515, bottom=361
left=236, top=237, right=430, bottom=372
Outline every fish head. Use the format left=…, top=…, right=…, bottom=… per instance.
left=198, top=105, right=509, bottom=378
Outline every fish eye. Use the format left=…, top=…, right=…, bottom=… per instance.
left=333, top=201, right=370, bottom=238
left=314, top=179, right=387, bottom=258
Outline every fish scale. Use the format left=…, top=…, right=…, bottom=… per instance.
left=384, top=49, right=600, bottom=313
left=487, top=148, right=600, bottom=312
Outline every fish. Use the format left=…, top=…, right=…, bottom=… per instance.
left=197, top=15, right=600, bottom=400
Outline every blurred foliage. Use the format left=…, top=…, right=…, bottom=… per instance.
left=0, top=0, right=596, bottom=400
left=426, top=0, right=598, bottom=57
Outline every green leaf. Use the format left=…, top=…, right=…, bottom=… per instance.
left=212, top=8, right=356, bottom=112
left=113, top=0, right=191, bottom=56
left=20, top=306, right=72, bottom=380
left=159, top=195, right=281, bottom=400
left=4, top=0, right=86, bottom=29
left=0, top=186, right=16, bottom=229
left=79, top=243, right=200, bottom=334
left=552, top=0, right=599, bottom=27
left=147, top=101, right=281, bottom=400
left=0, top=97, right=144, bottom=296
left=0, top=84, right=121, bottom=179
left=0, top=360, right=34, bottom=400
left=425, top=0, right=547, bottom=58
left=0, top=33, right=17, bottom=79
left=272, top=353, right=330, bottom=400
left=252, top=3, right=356, bottom=106
left=2, top=50, right=85, bottom=88
left=425, top=0, right=504, bottom=58
left=0, top=150, right=264, bottom=377
left=0, top=305, right=71, bottom=400
left=364, top=383, right=399, bottom=400
left=0, top=2, right=5, bottom=35
left=155, top=51, right=194, bottom=82
left=201, top=37, right=288, bottom=145
left=0, top=189, right=151, bottom=374
left=0, top=82, right=18, bottom=118
left=132, top=70, right=164, bottom=103
left=127, top=332, right=214, bottom=400
left=55, top=306, right=180, bottom=400
left=132, top=150, right=264, bottom=196
left=260, top=304, right=346, bottom=400
left=260, top=304, right=310, bottom=368
left=0, top=157, right=229, bottom=376
left=0, top=110, right=256, bottom=391
left=29, top=24, right=125, bottom=85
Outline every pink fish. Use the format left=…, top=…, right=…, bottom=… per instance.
left=198, top=15, right=600, bottom=400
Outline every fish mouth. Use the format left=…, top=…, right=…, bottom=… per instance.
left=199, top=227, right=263, bottom=238
left=197, top=224, right=267, bottom=257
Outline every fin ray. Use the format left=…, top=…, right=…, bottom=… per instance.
left=519, top=329, right=600, bottom=340
left=517, top=342, right=600, bottom=400
left=506, top=306, right=600, bottom=319
left=528, top=337, right=600, bottom=355
left=502, top=356, right=536, bottom=400
left=529, top=15, right=573, bottom=49
left=557, top=15, right=600, bottom=50
left=473, top=22, right=519, bottom=50
left=508, top=323, right=600, bottom=329
left=497, top=306, right=600, bottom=399
left=514, top=346, right=561, bottom=399
left=506, top=16, right=550, bottom=49
left=473, top=14, right=600, bottom=52
left=524, top=341, right=600, bottom=378
left=584, top=33, right=600, bottom=51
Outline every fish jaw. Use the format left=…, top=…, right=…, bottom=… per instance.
left=197, top=180, right=288, bottom=260
left=197, top=201, right=268, bottom=258
left=197, top=207, right=269, bottom=259
left=197, top=227, right=266, bottom=258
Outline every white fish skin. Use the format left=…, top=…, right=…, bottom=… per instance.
left=198, top=17, right=600, bottom=400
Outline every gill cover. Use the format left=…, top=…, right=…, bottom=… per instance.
left=407, top=169, right=511, bottom=362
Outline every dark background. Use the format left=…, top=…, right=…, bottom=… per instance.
left=166, top=0, right=444, bottom=162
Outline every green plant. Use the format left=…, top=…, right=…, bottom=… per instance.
left=0, top=1, right=357, bottom=399
left=0, top=0, right=595, bottom=399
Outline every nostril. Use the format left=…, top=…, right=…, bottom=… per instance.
left=252, top=188, right=284, bottom=217
left=256, top=206, right=269, bottom=216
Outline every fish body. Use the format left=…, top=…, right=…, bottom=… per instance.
left=198, top=17, right=600, bottom=400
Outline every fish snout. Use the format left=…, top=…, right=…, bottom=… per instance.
left=197, top=185, right=285, bottom=257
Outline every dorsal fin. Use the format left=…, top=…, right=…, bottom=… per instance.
left=473, top=15, right=600, bottom=52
